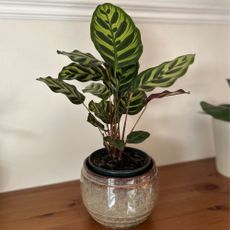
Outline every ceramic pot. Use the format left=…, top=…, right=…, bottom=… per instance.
left=80, top=147, right=159, bottom=229
left=212, top=118, right=230, bottom=177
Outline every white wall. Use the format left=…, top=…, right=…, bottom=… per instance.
left=0, top=15, right=229, bottom=192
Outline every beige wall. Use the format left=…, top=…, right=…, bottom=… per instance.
left=0, top=19, right=229, bottom=192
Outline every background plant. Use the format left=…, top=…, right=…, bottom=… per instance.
left=200, top=79, right=230, bottom=122
left=38, top=3, right=195, bottom=160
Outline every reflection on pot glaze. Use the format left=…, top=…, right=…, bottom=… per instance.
left=107, top=185, right=116, bottom=208
left=80, top=161, right=158, bottom=229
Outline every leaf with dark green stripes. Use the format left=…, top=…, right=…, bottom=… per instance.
left=91, top=3, right=143, bottom=69
left=102, top=64, right=119, bottom=91
left=200, top=101, right=230, bottom=122
left=87, top=113, right=105, bottom=130
left=57, top=50, right=104, bottom=66
left=146, top=89, right=190, bottom=103
left=126, top=131, right=150, bottom=144
left=37, top=76, right=85, bottom=104
left=58, top=63, right=104, bottom=82
left=134, top=54, right=195, bottom=92
left=117, top=63, right=139, bottom=94
left=119, top=91, right=146, bottom=115
left=83, top=83, right=111, bottom=100
left=89, top=100, right=121, bottom=123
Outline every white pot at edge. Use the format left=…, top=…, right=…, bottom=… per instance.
left=212, top=118, right=230, bottom=177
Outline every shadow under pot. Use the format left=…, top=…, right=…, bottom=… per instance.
left=80, top=147, right=159, bottom=229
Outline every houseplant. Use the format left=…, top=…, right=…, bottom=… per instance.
left=38, top=3, right=195, bottom=229
left=200, top=79, right=230, bottom=178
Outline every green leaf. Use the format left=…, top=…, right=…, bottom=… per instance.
left=134, top=54, right=195, bottom=92
left=200, top=101, right=230, bottom=122
left=83, top=83, right=111, bottom=100
left=58, top=63, right=104, bottom=82
left=87, top=113, right=105, bottom=130
left=37, top=76, right=85, bottom=104
left=117, top=63, right=139, bottom=93
left=127, top=131, right=150, bottom=144
left=119, top=91, right=147, bottom=115
left=91, top=3, right=143, bottom=69
left=227, top=79, right=230, bottom=87
left=104, top=136, right=125, bottom=151
left=57, top=50, right=104, bottom=66
left=89, top=100, right=121, bottom=123
left=146, top=89, right=190, bottom=103
left=110, top=139, right=125, bottom=151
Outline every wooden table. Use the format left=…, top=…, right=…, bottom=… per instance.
left=0, top=158, right=229, bottom=230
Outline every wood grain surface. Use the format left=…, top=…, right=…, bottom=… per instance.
left=0, top=158, right=229, bottom=230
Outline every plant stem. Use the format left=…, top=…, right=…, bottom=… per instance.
left=129, top=105, right=147, bottom=134
left=111, top=67, right=120, bottom=139
left=121, top=93, right=133, bottom=141
left=82, top=102, right=104, bottom=138
left=106, top=123, right=110, bottom=136
left=118, top=121, right=121, bottom=139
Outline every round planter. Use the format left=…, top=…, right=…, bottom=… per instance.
left=212, top=118, right=230, bottom=177
left=80, top=147, right=159, bottom=229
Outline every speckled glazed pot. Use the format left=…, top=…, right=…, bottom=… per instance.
left=80, top=148, right=159, bottom=229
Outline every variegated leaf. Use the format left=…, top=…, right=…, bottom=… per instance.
left=91, top=3, right=143, bottom=69
left=117, top=63, right=139, bottom=94
left=57, top=50, right=104, bottom=66
left=87, top=113, right=105, bottom=130
left=134, top=54, right=195, bottom=92
left=58, top=63, right=104, bottom=82
left=83, top=83, right=111, bottom=100
left=89, top=100, right=121, bottom=124
left=146, top=89, right=190, bottom=103
left=119, top=91, right=146, bottom=115
left=102, top=64, right=119, bottom=92
left=37, top=76, right=85, bottom=104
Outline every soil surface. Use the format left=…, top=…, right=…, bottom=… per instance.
left=89, top=148, right=150, bottom=171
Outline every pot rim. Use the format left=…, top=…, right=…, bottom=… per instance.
left=85, top=147, right=155, bottom=178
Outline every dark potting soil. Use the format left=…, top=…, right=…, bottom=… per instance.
left=88, top=147, right=151, bottom=171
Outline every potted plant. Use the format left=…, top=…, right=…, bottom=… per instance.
left=37, top=3, right=195, bottom=229
left=200, top=79, right=230, bottom=178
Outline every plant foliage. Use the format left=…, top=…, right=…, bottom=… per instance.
left=200, top=79, right=230, bottom=122
left=38, top=3, right=195, bottom=159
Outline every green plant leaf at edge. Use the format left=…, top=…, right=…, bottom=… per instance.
left=200, top=101, right=230, bottom=122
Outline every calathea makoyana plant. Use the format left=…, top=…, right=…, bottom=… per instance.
left=38, top=3, right=195, bottom=160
